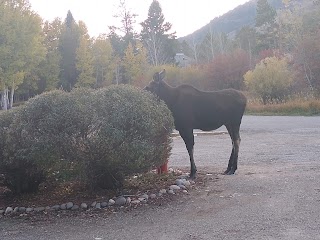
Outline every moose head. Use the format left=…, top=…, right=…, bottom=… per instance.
left=144, top=69, right=166, bottom=95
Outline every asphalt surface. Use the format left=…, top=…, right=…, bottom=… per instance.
left=1, top=116, right=320, bottom=240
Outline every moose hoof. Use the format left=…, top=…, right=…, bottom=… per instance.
left=223, top=169, right=235, bottom=175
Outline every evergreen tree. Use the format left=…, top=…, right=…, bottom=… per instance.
left=140, top=0, right=176, bottom=66
left=255, top=0, right=278, bottom=53
left=59, top=10, right=81, bottom=91
left=255, top=0, right=276, bottom=27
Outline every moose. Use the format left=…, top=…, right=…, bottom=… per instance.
left=145, top=69, right=247, bottom=178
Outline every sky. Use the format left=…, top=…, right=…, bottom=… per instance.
left=29, top=0, right=250, bottom=38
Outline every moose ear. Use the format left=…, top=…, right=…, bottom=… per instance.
left=153, top=72, right=160, bottom=82
left=159, top=69, right=166, bottom=81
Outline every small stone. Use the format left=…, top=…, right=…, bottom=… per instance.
left=26, top=208, right=33, bottom=213
left=13, top=207, right=19, bottom=213
left=131, top=200, right=141, bottom=204
left=150, top=194, right=157, bottom=199
left=80, top=203, right=88, bottom=209
left=71, top=205, right=79, bottom=210
left=183, top=190, right=188, bottom=193
left=45, top=206, right=51, bottom=211
left=108, top=199, right=115, bottom=206
left=138, top=197, right=146, bottom=202
left=19, top=207, right=26, bottom=213
left=168, top=190, right=175, bottom=194
left=183, top=180, right=191, bottom=186
left=115, top=196, right=126, bottom=206
left=51, top=205, right=60, bottom=211
left=126, top=197, right=131, bottom=204
left=95, top=203, right=101, bottom=209
left=159, top=189, right=167, bottom=194
left=140, top=194, right=149, bottom=200
left=60, top=204, right=67, bottom=210
left=169, top=185, right=181, bottom=190
left=179, top=185, right=187, bottom=190
left=101, top=202, right=108, bottom=208
left=5, top=207, right=13, bottom=215
left=34, top=207, right=45, bottom=212
left=175, top=179, right=184, bottom=186
left=91, top=201, right=97, bottom=208
left=66, top=202, right=74, bottom=210
left=0, top=210, right=4, bottom=215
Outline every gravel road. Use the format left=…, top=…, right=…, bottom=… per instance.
left=1, top=116, right=320, bottom=240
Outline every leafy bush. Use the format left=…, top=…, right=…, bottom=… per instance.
left=84, top=85, right=174, bottom=189
left=0, top=86, right=174, bottom=192
left=244, top=57, right=293, bottom=104
left=0, top=108, right=46, bottom=194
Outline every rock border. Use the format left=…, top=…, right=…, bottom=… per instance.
left=0, top=177, right=195, bottom=217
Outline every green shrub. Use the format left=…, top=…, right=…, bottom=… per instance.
left=0, top=108, right=46, bottom=194
left=84, top=85, right=174, bottom=189
left=0, top=86, right=174, bottom=192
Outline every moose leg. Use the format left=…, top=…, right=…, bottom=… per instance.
left=179, top=129, right=197, bottom=179
left=224, top=124, right=241, bottom=175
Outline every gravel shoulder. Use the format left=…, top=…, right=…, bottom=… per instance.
left=1, top=116, right=320, bottom=240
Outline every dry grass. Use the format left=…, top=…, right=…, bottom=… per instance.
left=246, top=98, right=320, bottom=116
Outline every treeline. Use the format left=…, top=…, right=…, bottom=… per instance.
left=1, top=0, right=320, bottom=109
left=0, top=0, right=177, bottom=110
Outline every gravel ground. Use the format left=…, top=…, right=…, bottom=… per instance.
left=1, top=115, right=320, bottom=240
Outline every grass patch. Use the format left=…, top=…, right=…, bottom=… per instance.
left=246, top=98, right=320, bottom=116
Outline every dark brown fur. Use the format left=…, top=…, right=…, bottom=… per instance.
left=145, top=70, right=247, bottom=178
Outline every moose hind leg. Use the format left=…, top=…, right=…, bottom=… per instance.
left=179, top=129, right=197, bottom=179
left=225, top=125, right=241, bottom=175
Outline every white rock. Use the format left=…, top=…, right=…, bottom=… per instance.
left=159, top=189, right=167, bottom=194
left=115, top=196, right=127, bottom=206
left=131, top=200, right=141, bottom=204
left=95, top=203, right=101, bottom=209
left=183, top=190, right=188, bottom=193
left=26, top=208, right=33, bottom=213
left=108, top=199, right=115, bottom=206
left=168, top=190, right=175, bottom=194
left=150, top=194, right=157, bottom=199
left=140, top=194, right=149, bottom=200
left=13, top=207, right=19, bottom=213
left=66, top=202, right=74, bottom=209
left=91, top=201, right=97, bottom=208
left=169, top=185, right=181, bottom=190
left=126, top=197, right=131, bottom=204
left=5, top=207, right=13, bottom=215
left=175, top=179, right=184, bottom=186
left=80, top=203, right=88, bottom=209
left=183, top=180, right=191, bottom=186
left=60, top=204, right=67, bottom=210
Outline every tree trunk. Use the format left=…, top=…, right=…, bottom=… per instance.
left=10, top=80, right=15, bottom=109
left=1, top=87, right=9, bottom=110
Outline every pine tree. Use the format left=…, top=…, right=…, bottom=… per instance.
left=140, top=0, right=176, bottom=66
left=255, top=0, right=278, bottom=53
left=59, top=10, right=81, bottom=91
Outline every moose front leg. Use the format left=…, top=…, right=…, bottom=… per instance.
left=179, top=128, right=197, bottom=179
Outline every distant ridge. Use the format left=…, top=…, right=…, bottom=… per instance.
left=179, top=0, right=284, bottom=44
